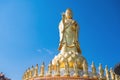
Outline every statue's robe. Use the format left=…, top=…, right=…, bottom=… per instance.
left=58, top=19, right=81, bottom=53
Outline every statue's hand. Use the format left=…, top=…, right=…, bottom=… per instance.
left=73, top=21, right=77, bottom=26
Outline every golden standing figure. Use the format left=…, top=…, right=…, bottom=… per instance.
left=110, top=68, right=115, bottom=80
left=64, top=60, right=70, bottom=76
left=91, top=61, right=97, bottom=79
left=39, top=62, right=45, bottom=77
left=47, top=61, right=52, bottom=76
left=55, top=60, right=60, bottom=76
left=99, top=63, right=104, bottom=79
left=31, top=65, right=34, bottom=78
left=58, top=9, right=81, bottom=53
left=29, top=68, right=32, bottom=79
left=33, top=64, right=38, bottom=77
left=83, top=60, right=89, bottom=78
left=73, top=60, right=79, bottom=77
left=52, top=8, right=86, bottom=70
left=105, top=65, right=110, bottom=80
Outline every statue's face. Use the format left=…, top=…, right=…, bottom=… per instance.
left=65, top=9, right=72, bottom=19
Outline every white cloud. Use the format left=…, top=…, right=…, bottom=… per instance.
left=37, top=48, right=56, bottom=55
left=37, top=49, right=42, bottom=53
left=43, top=48, right=54, bottom=55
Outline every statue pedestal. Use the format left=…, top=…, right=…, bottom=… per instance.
left=52, top=51, right=87, bottom=70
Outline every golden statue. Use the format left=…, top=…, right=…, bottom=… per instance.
left=115, top=74, right=118, bottom=80
left=22, top=8, right=119, bottom=80
left=33, top=64, right=38, bottom=77
left=39, top=62, right=45, bottom=77
left=55, top=60, right=60, bottom=76
left=29, top=67, right=32, bottom=79
left=99, top=63, right=104, bottom=79
left=64, top=60, right=70, bottom=76
left=73, top=60, right=79, bottom=77
left=91, top=61, right=97, bottom=78
left=52, top=8, right=86, bottom=70
left=31, top=65, right=34, bottom=78
left=23, top=71, right=27, bottom=80
left=83, top=60, right=88, bottom=78
left=110, top=68, right=115, bottom=80
left=26, top=69, right=28, bottom=80
left=105, top=65, right=110, bottom=80
left=27, top=68, right=30, bottom=79
left=47, top=61, right=52, bottom=76
left=58, top=8, right=81, bottom=53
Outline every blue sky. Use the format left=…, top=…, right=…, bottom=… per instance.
left=0, top=0, right=120, bottom=80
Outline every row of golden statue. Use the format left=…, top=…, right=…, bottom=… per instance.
left=22, top=60, right=120, bottom=80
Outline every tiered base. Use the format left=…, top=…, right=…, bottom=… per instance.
left=31, top=77, right=98, bottom=80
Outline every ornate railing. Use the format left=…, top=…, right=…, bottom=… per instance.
left=22, top=61, right=120, bottom=80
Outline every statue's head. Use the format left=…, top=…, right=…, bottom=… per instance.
left=65, top=8, right=73, bottom=19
